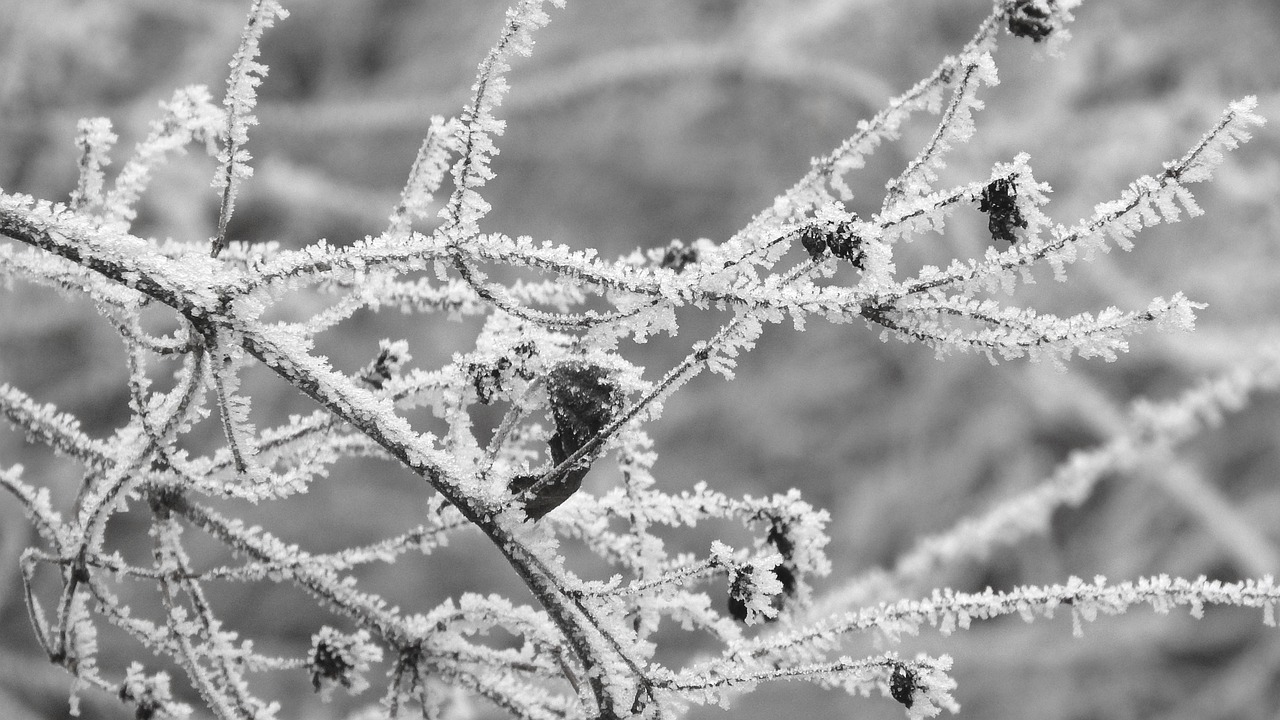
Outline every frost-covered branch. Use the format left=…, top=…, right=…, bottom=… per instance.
left=212, top=0, right=288, bottom=258
left=818, top=344, right=1280, bottom=612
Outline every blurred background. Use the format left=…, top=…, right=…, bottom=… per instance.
left=2, top=0, right=1280, bottom=718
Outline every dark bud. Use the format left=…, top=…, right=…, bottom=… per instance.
left=1008, top=0, right=1054, bottom=42
left=889, top=663, right=918, bottom=709
left=978, top=178, right=1028, bottom=244
left=727, top=569, right=751, bottom=623
left=659, top=239, right=698, bottom=273
left=800, top=220, right=865, bottom=268
left=310, top=640, right=354, bottom=693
